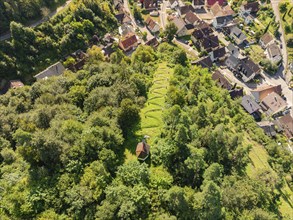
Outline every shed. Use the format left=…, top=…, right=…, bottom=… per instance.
left=136, top=141, right=150, bottom=161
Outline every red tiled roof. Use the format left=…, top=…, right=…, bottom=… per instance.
left=119, top=34, right=138, bottom=51
left=207, top=0, right=227, bottom=6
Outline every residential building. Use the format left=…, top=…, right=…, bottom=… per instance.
left=237, top=57, right=261, bottom=82
left=210, top=2, right=234, bottom=17
left=115, top=12, right=132, bottom=25
left=242, top=11, right=254, bottom=24
left=200, top=34, right=219, bottom=52
left=241, top=95, right=262, bottom=120
left=229, top=26, right=246, bottom=45
left=251, top=84, right=282, bottom=102
left=259, top=32, right=274, bottom=49
left=191, top=56, right=213, bottom=69
left=212, top=15, right=233, bottom=29
left=136, top=141, right=150, bottom=161
left=256, top=121, right=276, bottom=137
left=119, top=34, right=139, bottom=51
left=34, top=62, right=66, bottom=80
left=207, top=0, right=227, bottom=7
left=227, top=43, right=240, bottom=58
left=192, top=0, right=205, bottom=9
left=172, top=18, right=188, bottom=37
left=212, top=70, right=232, bottom=90
left=145, top=37, right=159, bottom=47
left=267, top=43, right=282, bottom=64
left=210, top=47, right=226, bottom=61
left=169, top=0, right=179, bottom=9
left=239, top=1, right=259, bottom=16
left=191, top=21, right=213, bottom=41
left=145, top=17, right=160, bottom=33
left=260, top=92, right=287, bottom=117
left=184, top=11, right=200, bottom=26
left=177, top=5, right=195, bottom=16
left=67, top=49, right=89, bottom=72
left=142, top=0, right=158, bottom=9
left=274, top=114, right=293, bottom=140
left=225, top=55, right=240, bottom=72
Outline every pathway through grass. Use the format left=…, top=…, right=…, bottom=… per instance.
left=124, top=62, right=173, bottom=161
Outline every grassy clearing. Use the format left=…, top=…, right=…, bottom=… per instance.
left=249, top=44, right=266, bottom=64
left=124, top=62, right=173, bottom=162
left=245, top=136, right=293, bottom=217
left=279, top=1, right=293, bottom=62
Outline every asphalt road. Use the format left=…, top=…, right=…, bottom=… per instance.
left=160, top=0, right=168, bottom=30
left=0, top=0, right=72, bottom=41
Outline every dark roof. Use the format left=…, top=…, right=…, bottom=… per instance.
left=241, top=95, right=261, bottom=114
left=215, top=15, right=233, bottom=25
left=192, top=26, right=213, bottom=39
left=191, top=56, right=213, bottom=69
left=276, top=114, right=293, bottom=139
left=201, top=35, right=219, bottom=51
left=207, top=0, right=227, bottom=6
left=102, top=43, right=115, bottom=57
left=9, top=80, right=24, bottom=89
left=169, top=0, right=177, bottom=5
left=267, top=43, right=281, bottom=58
left=136, top=142, right=150, bottom=160
left=193, top=0, right=205, bottom=6
left=185, top=11, right=200, bottom=24
left=229, top=88, right=244, bottom=99
left=179, top=5, right=195, bottom=15
left=257, top=121, right=276, bottom=137
left=212, top=70, right=232, bottom=90
left=145, top=37, right=159, bottom=47
left=243, top=2, right=259, bottom=13
left=213, top=47, right=226, bottom=59
left=144, top=0, right=158, bottom=9
left=239, top=57, right=260, bottom=78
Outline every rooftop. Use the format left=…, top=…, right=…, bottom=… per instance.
left=241, top=95, right=261, bottom=114
left=261, top=92, right=287, bottom=115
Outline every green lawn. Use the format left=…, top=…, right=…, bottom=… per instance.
left=245, top=137, right=293, bottom=218
left=249, top=44, right=266, bottom=64
left=279, top=1, right=293, bottom=63
left=124, top=62, right=173, bottom=162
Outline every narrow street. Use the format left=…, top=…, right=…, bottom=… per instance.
left=160, top=0, right=168, bottom=30
left=271, top=0, right=293, bottom=84
left=0, top=0, right=72, bottom=41
left=123, top=0, right=153, bottom=41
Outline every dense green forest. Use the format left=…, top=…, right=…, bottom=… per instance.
left=0, top=0, right=66, bottom=34
left=0, top=0, right=117, bottom=81
left=0, top=43, right=292, bottom=219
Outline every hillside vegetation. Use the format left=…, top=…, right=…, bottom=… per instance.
left=0, top=44, right=292, bottom=219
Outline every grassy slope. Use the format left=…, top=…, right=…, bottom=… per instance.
left=245, top=136, right=293, bottom=218
left=124, top=62, right=173, bottom=161
left=279, top=1, right=293, bottom=63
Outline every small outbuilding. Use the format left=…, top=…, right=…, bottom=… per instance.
left=136, top=141, right=150, bottom=161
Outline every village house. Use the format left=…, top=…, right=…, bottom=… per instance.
left=228, top=26, right=247, bottom=45
left=256, top=121, right=277, bottom=137
left=251, top=84, right=282, bottom=102
left=266, top=43, right=282, bottom=64
left=119, top=34, right=139, bottom=51
left=67, top=50, right=89, bottom=72
left=207, top=0, right=227, bottom=7
left=115, top=12, right=132, bottom=25
left=177, top=5, right=195, bottom=16
left=199, top=34, right=219, bottom=52
left=169, top=0, right=179, bottom=9
left=192, top=0, right=205, bottom=9
left=145, top=37, right=159, bottom=47
left=225, top=54, right=240, bottom=71
left=212, top=70, right=232, bottom=90
left=274, top=114, right=293, bottom=140
left=259, top=32, right=274, bottom=49
left=34, top=62, right=66, bottom=80
left=238, top=57, right=261, bottom=82
left=191, top=21, right=213, bottom=42
left=184, top=11, right=200, bottom=26
left=210, top=2, right=234, bottom=17
left=242, top=11, right=254, bottom=24
left=239, top=1, right=259, bottom=17
left=212, top=14, right=233, bottom=29
left=145, top=17, right=160, bottom=33
left=227, top=43, right=240, bottom=58
left=136, top=141, right=150, bottom=161
left=142, top=0, right=158, bottom=10
left=191, top=56, right=213, bottom=69
left=260, top=92, right=288, bottom=117
left=241, top=95, right=262, bottom=120
left=210, top=47, right=226, bottom=61
left=172, top=17, right=188, bottom=37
